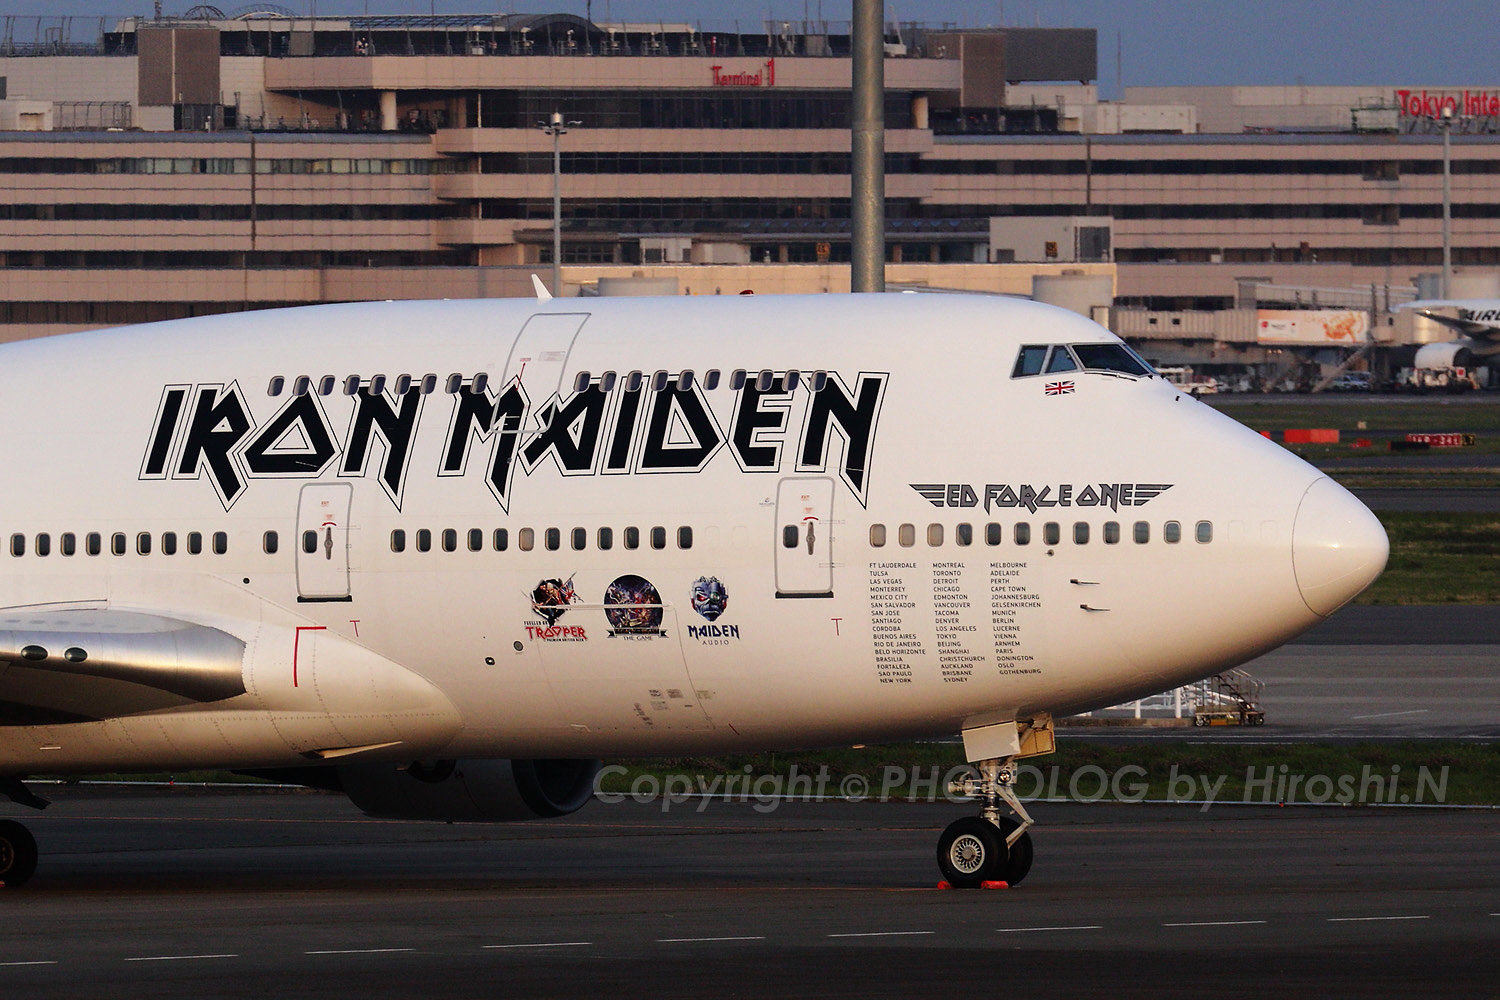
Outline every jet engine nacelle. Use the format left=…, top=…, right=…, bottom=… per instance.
left=336, top=758, right=602, bottom=822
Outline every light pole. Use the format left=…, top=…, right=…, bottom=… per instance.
left=538, top=111, right=580, bottom=296
left=1441, top=102, right=1453, bottom=298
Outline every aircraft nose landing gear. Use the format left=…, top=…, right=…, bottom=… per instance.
left=938, top=758, right=1034, bottom=887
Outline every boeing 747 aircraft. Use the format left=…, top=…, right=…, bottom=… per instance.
left=0, top=292, right=1387, bottom=888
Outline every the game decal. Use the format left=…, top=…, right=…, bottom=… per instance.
left=604, top=575, right=666, bottom=638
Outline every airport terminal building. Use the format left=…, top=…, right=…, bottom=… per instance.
left=0, top=12, right=1496, bottom=372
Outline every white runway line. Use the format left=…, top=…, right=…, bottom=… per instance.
left=656, top=936, right=766, bottom=943
left=1349, top=709, right=1431, bottom=720
left=304, top=948, right=415, bottom=955
left=1162, top=920, right=1268, bottom=928
left=0, top=961, right=58, bottom=967
left=827, top=931, right=934, bottom=939
left=1327, top=915, right=1429, bottom=923
left=996, top=925, right=1101, bottom=934
left=483, top=941, right=592, bottom=950
left=123, top=954, right=238, bottom=962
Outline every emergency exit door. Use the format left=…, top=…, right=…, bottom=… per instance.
left=775, top=476, right=834, bottom=598
left=296, top=482, right=353, bottom=602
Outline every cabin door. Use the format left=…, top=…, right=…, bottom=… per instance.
left=502, top=312, right=589, bottom=399
left=296, top=482, right=353, bottom=602
left=775, top=476, right=835, bottom=598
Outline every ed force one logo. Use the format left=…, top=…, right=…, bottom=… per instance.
left=141, top=371, right=889, bottom=511
left=912, top=482, right=1173, bottom=514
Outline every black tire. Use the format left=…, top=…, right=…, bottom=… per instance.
left=995, top=816, right=1035, bottom=886
left=937, top=816, right=1004, bottom=889
left=0, top=820, right=37, bottom=888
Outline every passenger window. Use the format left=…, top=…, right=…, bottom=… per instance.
left=703, top=370, right=721, bottom=390
left=422, top=374, right=438, bottom=394
left=416, top=529, right=432, bottom=552
left=343, top=375, right=360, bottom=395
left=446, top=373, right=462, bottom=393
left=927, top=523, right=944, bottom=546
left=369, top=375, right=387, bottom=395
left=651, top=371, right=669, bottom=392
left=187, top=531, right=202, bottom=555
left=319, top=375, right=335, bottom=396
left=956, top=523, right=973, bottom=546
left=1045, top=346, right=1079, bottom=373
left=574, top=371, right=591, bottom=393
left=472, top=373, right=489, bottom=393
left=1044, top=522, right=1060, bottom=546
left=1134, top=521, right=1150, bottom=544
left=443, top=528, right=458, bottom=552
left=469, top=528, right=484, bottom=552
left=302, top=530, right=318, bottom=554
left=9, top=533, right=22, bottom=557
left=730, top=369, right=747, bottom=390
left=812, top=371, right=828, bottom=391
left=395, top=374, right=413, bottom=395
left=391, top=529, right=406, bottom=553
left=213, top=531, right=228, bottom=555
left=268, top=376, right=285, bottom=396
left=87, top=532, right=102, bottom=556
left=112, top=532, right=127, bottom=556
left=1196, top=521, right=1214, bottom=543
left=755, top=370, right=775, bottom=392
left=985, top=523, right=1002, bottom=546
left=1073, top=523, right=1089, bottom=544
left=626, top=371, right=644, bottom=392
left=61, top=532, right=76, bottom=556
left=1103, top=522, right=1120, bottom=544
left=34, top=534, right=49, bottom=557
left=597, top=527, right=613, bottom=550
left=648, top=526, right=665, bottom=549
left=1165, top=521, right=1182, bottom=544
left=784, top=370, right=800, bottom=391
left=678, top=370, right=694, bottom=390
left=161, top=532, right=177, bottom=556
left=569, top=528, right=586, bottom=552
left=293, top=375, right=311, bottom=396
left=137, top=532, right=151, bottom=555
left=898, top=523, right=915, bottom=547
left=518, top=527, right=534, bottom=551
left=624, top=526, right=640, bottom=549
left=783, top=525, right=798, bottom=548
left=264, top=531, right=279, bottom=554
left=870, top=524, right=886, bottom=547
left=1014, top=523, right=1031, bottom=545
left=677, top=526, right=693, bottom=549
left=545, top=527, right=560, bottom=551
left=599, top=371, right=617, bottom=392
left=1012, top=345, right=1048, bottom=378
left=493, top=528, right=508, bottom=551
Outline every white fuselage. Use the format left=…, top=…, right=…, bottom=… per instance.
left=0, top=294, right=1386, bottom=773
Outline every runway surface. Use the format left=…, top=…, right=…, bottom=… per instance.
left=1, top=791, right=1496, bottom=998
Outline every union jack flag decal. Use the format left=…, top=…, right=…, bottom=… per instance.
left=1044, top=381, right=1075, bottom=395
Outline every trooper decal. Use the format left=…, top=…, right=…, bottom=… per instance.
left=531, top=576, right=577, bottom=625
left=527, top=575, right=587, bottom=641
left=143, top=369, right=890, bottom=512
left=604, top=575, right=665, bottom=637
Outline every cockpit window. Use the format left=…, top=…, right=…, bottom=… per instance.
left=1044, top=346, right=1079, bottom=374
left=1012, top=345, right=1048, bottom=378
left=1071, top=343, right=1153, bottom=377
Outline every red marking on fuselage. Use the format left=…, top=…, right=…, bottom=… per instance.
left=293, top=625, right=328, bottom=687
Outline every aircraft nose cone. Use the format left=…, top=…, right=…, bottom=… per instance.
left=1292, top=478, right=1389, bottom=616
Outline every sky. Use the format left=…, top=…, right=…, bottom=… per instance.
left=26, top=1, right=1500, bottom=97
